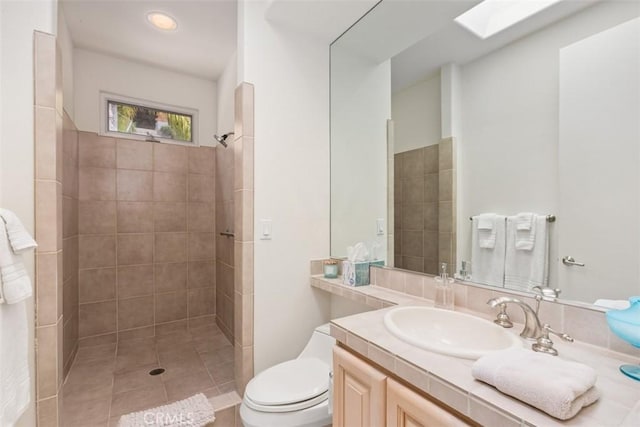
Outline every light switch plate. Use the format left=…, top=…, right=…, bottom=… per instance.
left=260, top=219, right=272, bottom=240
left=376, top=218, right=384, bottom=235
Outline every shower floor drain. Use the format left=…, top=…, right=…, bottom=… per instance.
left=149, top=368, right=165, bottom=376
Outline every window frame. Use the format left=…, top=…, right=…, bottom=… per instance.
left=99, top=92, right=200, bottom=146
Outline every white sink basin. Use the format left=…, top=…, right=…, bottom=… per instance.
left=384, top=306, right=521, bottom=360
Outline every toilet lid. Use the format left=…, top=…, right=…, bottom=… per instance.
left=245, top=358, right=330, bottom=407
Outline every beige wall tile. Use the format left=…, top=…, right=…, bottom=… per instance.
left=78, top=267, right=116, bottom=303
left=439, top=137, right=453, bottom=170
left=188, top=261, right=215, bottom=288
left=118, top=265, right=154, bottom=299
left=63, top=196, right=78, bottom=238
left=79, top=301, right=117, bottom=337
left=116, top=139, right=152, bottom=171
left=564, top=305, right=609, bottom=348
left=424, top=173, right=439, bottom=202
left=188, top=232, right=215, bottom=261
left=234, top=190, right=253, bottom=242
left=78, top=200, right=116, bottom=234
left=439, top=169, right=453, bottom=202
left=155, top=291, right=187, bottom=323
left=401, top=230, right=423, bottom=257
left=188, top=288, right=215, bottom=318
left=79, top=167, right=116, bottom=201
left=154, top=232, right=187, bottom=263
left=63, top=151, right=79, bottom=198
left=116, top=201, right=154, bottom=233
left=154, top=262, right=187, bottom=292
left=153, top=172, right=187, bottom=202
left=118, top=296, right=154, bottom=330
left=234, top=241, right=254, bottom=294
left=439, top=202, right=453, bottom=233
left=37, top=395, right=59, bottom=427
left=234, top=137, right=254, bottom=191
left=188, top=203, right=215, bottom=232
left=35, top=106, right=57, bottom=180
left=36, top=252, right=59, bottom=326
left=188, top=174, right=214, bottom=202
left=154, top=202, right=187, bottom=232
left=79, top=132, right=115, bottom=168
left=188, top=146, right=215, bottom=175
left=79, top=235, right=116, bottom=269
left=117, top=169, right=153, bottom=201
left=36, top=324, right=58, bottom=399
left=154, top=143, right=187, bottom=173
left=36, top=180, right=61, bottom=252
left=117, top=234, right=153, bottom=265
left=402, top=177, right=424, bottom=204
left=34, top=32, right=56, bottom=108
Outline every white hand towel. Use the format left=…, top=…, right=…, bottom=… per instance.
left=0, top=221, right=33, bottom=304
left=0, top=209, right=37, bottom=253
left=515, top=212, right=536, bottom=250
left=476, top=213, right=498, bottom=249
left=505, top=215, right=549, bottom=291
left=594, top=299, right=631, bottom=310
left=472, top=348, right=599, bottom=420
left=471, top=215, right=506, bottom=286
left=0, top=301, right=31, bottom=425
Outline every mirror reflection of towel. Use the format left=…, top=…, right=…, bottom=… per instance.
left=471, top=214, right=506, bottom=286
left=505, top=215, right=549, bottom=291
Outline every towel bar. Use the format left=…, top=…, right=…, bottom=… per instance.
left=219, top=231, right=235, bottom=237
left=469, top=214, right=556, bottom=222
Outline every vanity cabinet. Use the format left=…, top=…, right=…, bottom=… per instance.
left=333, top=345, right=387, bottom=427
left=333, top=346, right=471, bottom=427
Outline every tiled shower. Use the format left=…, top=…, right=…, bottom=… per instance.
left=33, top=31, right=252, bottom=427
left=394, top=138, right=456, bottom=275
left=75, top=134, right=217, bottom=343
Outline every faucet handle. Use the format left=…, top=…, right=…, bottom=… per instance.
left=532, top=324, right=574, bottom=356
left=493, top=303, right=513, bottom=328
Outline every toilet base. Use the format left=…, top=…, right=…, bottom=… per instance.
left=239, top=398, right=331, bottom=427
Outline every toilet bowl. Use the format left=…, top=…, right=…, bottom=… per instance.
left=239, top=324, right=335, bottom=427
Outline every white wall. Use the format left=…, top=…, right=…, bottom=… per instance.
left=216, top=51, right=237, bottom=135
left=391, top=72, right=440, bottom=153
left=458, top=0, right=640, bottom=287
left=330, top=46, right=390, bottom=259
left=0, top=2, right=58, bottom=425
left=238, top=0, right=332, bottom=373
left=57, top=6, right=73, bottom=118
left=73, top=49, right=217, bottom=146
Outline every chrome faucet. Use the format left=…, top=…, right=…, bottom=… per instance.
left=487, top=296, right=543, bottom=340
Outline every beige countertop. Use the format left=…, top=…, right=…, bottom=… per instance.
left=312, top=275, right=640, bottom=426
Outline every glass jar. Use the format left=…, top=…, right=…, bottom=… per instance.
left=323, top=260, right=339, bottom=279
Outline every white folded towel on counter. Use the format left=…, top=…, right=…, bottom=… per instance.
left=471, top=214, right=506, bottom=287
left=0, top=209, right=37, bottom=253
left=0, top=218, right=33, bottom=304
left=472, top=348, right=600, bottom=420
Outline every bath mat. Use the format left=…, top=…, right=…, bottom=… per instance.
left=118, top=393, right=215, bottom=427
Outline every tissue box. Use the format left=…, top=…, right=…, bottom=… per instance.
left=342, top=260, right=385, bottom=286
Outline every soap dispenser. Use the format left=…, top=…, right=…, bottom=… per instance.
left=435, top=262, right=455, bottom=310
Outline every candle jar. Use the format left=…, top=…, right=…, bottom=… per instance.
left=323, top=260, right=339, bottom=279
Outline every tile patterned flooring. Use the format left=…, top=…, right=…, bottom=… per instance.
left=62, top=323, right=235, bottom=427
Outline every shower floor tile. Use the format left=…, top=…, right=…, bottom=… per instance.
left=62, top=322, right=235, bottom=427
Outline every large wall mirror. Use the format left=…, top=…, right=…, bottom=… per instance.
left=330, top=0, right=640, bottom=306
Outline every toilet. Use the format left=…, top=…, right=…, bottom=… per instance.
left=239, top=324, right=336, bottom=427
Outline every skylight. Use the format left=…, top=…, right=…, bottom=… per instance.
left=455, top=0, right=563, bottom=39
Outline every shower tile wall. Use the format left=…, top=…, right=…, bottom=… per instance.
left=77, top=134, right=217, bottom=344
left=394, top=145, right=439, bottom=274
left=62, top=112, right=79, bottom=377
left=215, top=140, right=235, bottom=341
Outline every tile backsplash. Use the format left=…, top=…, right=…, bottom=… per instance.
left=311, top=260, right=640, bottom=359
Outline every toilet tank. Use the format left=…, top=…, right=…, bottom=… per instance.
left=298, top=323, right=336, bottom=366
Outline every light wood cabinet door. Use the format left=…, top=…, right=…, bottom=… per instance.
left=333, top=346, right=387, bottom=427
left=387, top=378, right=470, bottom=427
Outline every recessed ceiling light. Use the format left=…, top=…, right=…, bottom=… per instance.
left=147, top=11, right=178, bottom=32
left=455, top=0, right=563, bottom=39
